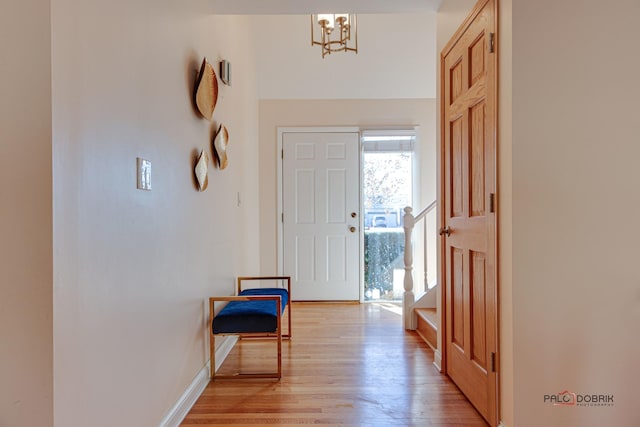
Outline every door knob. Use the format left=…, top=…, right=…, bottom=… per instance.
left=349, top=226, right=357, bottom=233
left=439, top=226, right=451, bottom=236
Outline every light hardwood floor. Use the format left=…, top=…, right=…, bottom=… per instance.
left=182, top=302, right=487, bottom=426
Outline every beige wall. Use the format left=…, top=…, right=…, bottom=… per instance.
left=0, top=0, right=53, bottom=426
left=437, top=0, right=477, bottom=53
left=258, top=99, right=436, bottom=274
left=512, top=0, right=640, bottom=425
left=51, top=3, right=259, bottom=425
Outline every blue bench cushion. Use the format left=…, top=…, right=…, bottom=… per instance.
left=213, top=288, right=289, bottom=334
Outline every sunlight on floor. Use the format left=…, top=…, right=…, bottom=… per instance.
left=186, top=303, right=487, bottom=426
left=372, top=302, right=403, bottom=316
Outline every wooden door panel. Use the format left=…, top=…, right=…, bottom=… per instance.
left=449, top=347, right=489, bottom=416
left=450, top=60, right=464, bottom=103
left=441, top=0, right=497, bottom=425
left=470, top=34, right=486, bottom=86
left=451, top=247, right=465, bottom=349
left=451, top=118, right=464, bottom=218
left=471, top=250, right=487, bottom=370
left=470, top=101, right=486, bottom=218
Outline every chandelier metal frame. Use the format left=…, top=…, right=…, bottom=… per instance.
left=310, top=14, right=358, bottom=58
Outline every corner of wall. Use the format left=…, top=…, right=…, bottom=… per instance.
left=0, top=0, right=53, bottom=425
left=497, top=0, right=513, bottom=425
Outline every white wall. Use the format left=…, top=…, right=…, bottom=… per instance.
left=258, top=99, right=435, bottom=275
left=0, top=0, right=53, bottom=426
left=250, top=14, right=437, bottom=100
left=512, top=0, right=640, bottom=425
left=51, top=3, right=260, bottom=425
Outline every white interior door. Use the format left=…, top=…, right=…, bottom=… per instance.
left=282, top=131, right=360, bottom=301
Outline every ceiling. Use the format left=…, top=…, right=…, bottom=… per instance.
left=204, top=0, right=443, bottom=14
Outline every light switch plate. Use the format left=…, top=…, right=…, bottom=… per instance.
left=137, top=157, right=152, bottom=191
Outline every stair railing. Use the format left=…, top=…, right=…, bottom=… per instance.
left=402, top=200, right=437, bottom=330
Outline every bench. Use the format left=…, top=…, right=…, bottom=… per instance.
left=209, top=276, right=291, bottom=380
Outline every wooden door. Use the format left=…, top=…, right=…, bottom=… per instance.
left=282, top=131, right=360, bottom=301
left=441, top=0, right=498, bottom=425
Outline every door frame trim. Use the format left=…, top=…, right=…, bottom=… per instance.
left=276, top=127, right=362, bottom=300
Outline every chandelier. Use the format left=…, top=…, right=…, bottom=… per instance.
left=310, top=14, right=358, bottom=58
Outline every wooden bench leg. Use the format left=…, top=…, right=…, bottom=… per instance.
left=209, top=298, right=216, bottom=379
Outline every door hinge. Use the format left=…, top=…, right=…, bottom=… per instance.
left=281, top=213, right=284, bottom=223
left=281, top=149, right=284, bottom=159
left=489, top=32, right=495, bottom=53
left=489, top=193, right=496, bottom=213
left=490, top=352, right=496, bottom=372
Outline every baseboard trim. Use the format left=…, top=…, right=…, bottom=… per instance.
left=158, top=335, right=238, bottom=427
left=433, top=349, right=442, bottom=372
left=158, top=363, right=210, bottom=427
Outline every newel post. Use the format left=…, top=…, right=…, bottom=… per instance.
left=403, top=207, right=416, bottom=330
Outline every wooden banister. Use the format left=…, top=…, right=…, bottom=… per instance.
left=402, top=202, right=436, bottom=330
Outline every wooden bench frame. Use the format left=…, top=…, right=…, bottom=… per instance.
left=209, top=276, right=291, bottom=380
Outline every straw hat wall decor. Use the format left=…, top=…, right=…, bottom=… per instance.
left=190, top=57, right=230, bottom=190
left=194, top=149, right=209, bottom=191
left=213, top=124, right=229, bottom=170
left=194, top=58, right=218, bottom=121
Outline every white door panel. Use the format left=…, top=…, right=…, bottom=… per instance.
left=283, top=132, right=360, bottom=301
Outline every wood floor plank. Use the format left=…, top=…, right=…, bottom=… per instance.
left=182, top=303, right=486, bottom=426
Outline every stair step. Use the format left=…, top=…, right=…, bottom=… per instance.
left=415, top=308, right=437, bottom=350
left=415, top=308, right=438, bottom=329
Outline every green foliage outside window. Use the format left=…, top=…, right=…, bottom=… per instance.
left=364, top=231, right=404, bottom=300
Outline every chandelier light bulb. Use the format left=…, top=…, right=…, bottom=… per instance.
left=335, top=14, right=349, bottom=26
left=317, top=14, right=335, bottom=30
